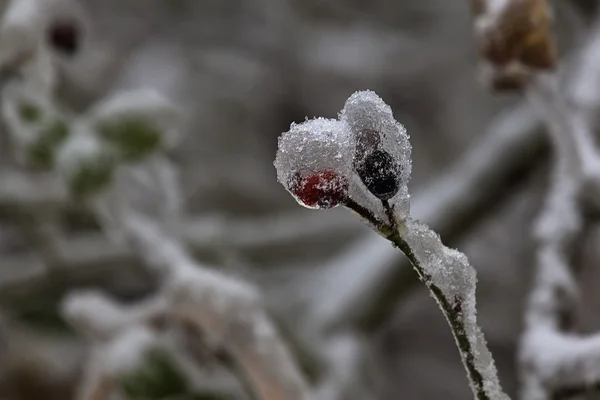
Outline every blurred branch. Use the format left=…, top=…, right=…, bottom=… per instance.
left=467, top=1, right=600, bottom=398
left=313, top=333, right=368, bottom=400
left=306, top=102, right=544, bottom=333
left=518, top=21, right=600, bottom=400
left=62, top=290, right=249, bottom=400
left=0, top=207, right=360, bottom=301
left=123, top=212, right=313, bottom=400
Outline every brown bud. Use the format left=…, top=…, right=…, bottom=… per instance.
left=518, top=27, right=557, bottom=69
left=480, top=62, right=531, bottom=92
left=475, top=0, right=556, bottom=70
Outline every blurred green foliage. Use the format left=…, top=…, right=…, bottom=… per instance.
left=98, top=118, right=163, bottom=162
left=27, top=118, right=70, bottom=168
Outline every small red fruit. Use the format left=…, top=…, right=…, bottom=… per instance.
left=289, top=170, right=349, bottom=209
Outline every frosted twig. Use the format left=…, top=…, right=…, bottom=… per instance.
left=313, top=333, right=369, bottom=400
left=63, top=290, right=249, bottom=400
left=274, top=90, right=509, bottom=399
left=122, top=212, right=313, bottom=400
left=469, top=1, right=600, bottom=398
left=518, top=20, right=600, bottom=400
left=307, top=102, right=543, bottom=333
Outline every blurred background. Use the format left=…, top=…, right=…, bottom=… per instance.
left=0, top=0, right=599, bottom=399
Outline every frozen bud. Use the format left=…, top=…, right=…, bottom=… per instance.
left=89, top=89, right=180, bottom=162
left=275, top=118, right=352, bottom=209
left=340, top=90, right=411, bottom=203
left=56, top=124, right=117, bottom=198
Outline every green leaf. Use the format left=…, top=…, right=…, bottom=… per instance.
left=27, top=118, right=70, bottom=168
left=67, top=153, right=116, bottom=198
left=189, top=392, right=236, bottom=400
left=118, top=349, right=188, bottom=400
left=18, top=101, right=43, bottom=123
left=98, top=117, right=163, bottom=162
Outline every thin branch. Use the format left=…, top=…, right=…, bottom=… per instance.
left=306, top=103, right=544, bottom=333
left=467, top=0, right=600, bottom=397
left=520, top=71, right=600, bottom=399
left=123, top=212, right=312, bottom=400
left=344, top=202, right=507, bottom=399
left=0, top=208, right=361, bottom=301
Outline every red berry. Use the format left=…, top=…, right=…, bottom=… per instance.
left=289, top=170, right=349, bottom=209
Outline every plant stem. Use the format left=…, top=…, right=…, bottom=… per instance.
left=389, top=231, right=488, bottom=400
left=344, top=199, right=491, bottom=400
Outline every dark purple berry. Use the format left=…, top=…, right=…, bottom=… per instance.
left=356, top=149, right=400, bottom=201
left=47, top=19, right=80, bottom=56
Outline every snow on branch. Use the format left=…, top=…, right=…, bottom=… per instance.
left=305, top=102, right=543, bottom=333
left=0, top=9, right=312, bottom=395
left=470, top=1, right=600, bottom=398
left=274, top=90, right=509, bottom=399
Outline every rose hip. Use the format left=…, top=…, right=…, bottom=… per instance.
left=289, top=170, right=348, bottom=209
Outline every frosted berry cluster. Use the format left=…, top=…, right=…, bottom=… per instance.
left=274, top=90, right=412, bottom=219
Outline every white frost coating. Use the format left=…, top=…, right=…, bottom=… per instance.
left=55, top=121, right=114, bottom=186
left=273, top=90, right=506, bottom=398
left=403, top=219, right=508, bottom=400
left=474, top=0, right=511, bottom=38
left=0, top=79, right=68, bottom=163
left=274, top=118, right=353, bottom=209
left=340, top=90, right=412, bottom=219
left=0, top=0, right=61, bottom=95
left=403, top=220, right=475, bottom=298
left=88, top=88, right=181, bottom=149
left=100, top=325, right=158, bottom=377
left=90, top=156, right=183, bottom=243
left=0, top=0, right=46, bottom=64
left=1, top=81, right=48, bottom=142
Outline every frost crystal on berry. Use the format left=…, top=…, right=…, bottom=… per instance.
left=274, top=118, right=352, bottom=209
left=340, top=90, right=412, bottom=215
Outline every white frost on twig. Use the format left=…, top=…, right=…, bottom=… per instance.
left=123, top=212, right=313, bottom=400
left=274, top=89, right=509, bottom=399
left=518, top=10, right=600, bottom=400
left=306, top=102, right=542, bottom=333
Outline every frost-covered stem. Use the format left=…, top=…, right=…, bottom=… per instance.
left=344, top=200, right=504, bottom=400
left=393, top=234, right=487, bottom=400
left=518, top=12, right=600, bottom=399
left=122, top=213, right=312, bottom=400
left=306, top=104, right=542, bottom=334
